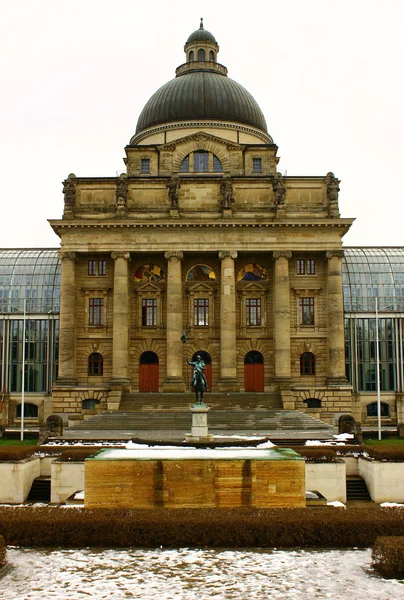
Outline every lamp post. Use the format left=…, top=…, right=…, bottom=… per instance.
left=375, top=297, right=381, bottom=441
left=20, top=298, right=26, bottom=441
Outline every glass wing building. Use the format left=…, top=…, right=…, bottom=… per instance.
left=0, top=250, right=60, bottom=422
left=343, top=248, right=404, bottom=423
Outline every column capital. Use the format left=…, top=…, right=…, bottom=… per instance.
left=326, top=250, right=344, bottom=260
left=218, top=251, right=238, bottom=260
left=165, top=251, right=183, bottom=261
left=273, top=250, right=292, bottom=260
left=58, top=251, right=76, bottom=261
left=111, top=251, right=131, bottom=261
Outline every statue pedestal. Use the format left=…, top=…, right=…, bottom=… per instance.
left=169, top=209, right=179, bottom=218
left=186, top=404, right=214, bottom=442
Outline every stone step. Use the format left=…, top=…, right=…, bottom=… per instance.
left=27, top=477, right=51, bottom=503
left=67, top=410, right=333, bottom=433
left=346, top=477, right=371, bottom=501
left=119, top=392, right=283, bottom=412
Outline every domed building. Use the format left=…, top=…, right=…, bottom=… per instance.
left=3, top=22, right=404, bottom=436
left=46, top=20, right=355, bottom=423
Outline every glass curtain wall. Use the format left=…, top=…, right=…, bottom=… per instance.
left=0, top=249, right=60, bottom=394
left=343, top=248, right=404, bottom=393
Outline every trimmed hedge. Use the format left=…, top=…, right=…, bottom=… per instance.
left=0, top=535, right=6, bottom=567
left=363, top=445, right=404, bottom=462
left=0, top=447, right=37, bottom=461
left=372, top=536, right=404, bottom=577
left=289, top=447, right=338, bottom=462
left=0, top=506, right=403, bottom=548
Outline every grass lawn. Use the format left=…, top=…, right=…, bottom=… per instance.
left=0, top=439, right=38, bottom=446
left=364, top=437, right=404, bottom=446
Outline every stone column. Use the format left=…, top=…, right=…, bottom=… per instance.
left=163, top=251, right=185, bottom=392
left=111, top=252, right=131, bottom=388
left=218, top=251, right=240, bottom=392
left=273, top=251, right=292, bottom=382
left=55, top=252, right=77, bottom=386
left=326, top=251, right=348, bottom=384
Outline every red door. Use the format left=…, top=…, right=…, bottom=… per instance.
left=139, top=363, right=159, bottom=392
left=244, top=363, right=264, bottom=392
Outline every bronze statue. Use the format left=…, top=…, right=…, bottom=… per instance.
left=62, top=173, right=76, bottom=212
left=220, top=177, right=235, bottom=209
left=272, top=172, right=286, bottom=206
left=167, top=176, right=180, bottom=209
left=187, top=354, right=209, bottom=404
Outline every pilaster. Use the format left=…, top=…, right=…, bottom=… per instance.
left=163, top=251, right=185, bottom=392
left=54, top=251, right=77, bottom=387
left=218, top=250, right=240, bottom=392
left=110, top=252, right=131, bottom=389
left=273, top=251, right=292, bottom=383
left=326, top=250, right=348, bottom=385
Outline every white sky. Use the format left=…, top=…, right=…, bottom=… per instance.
left=1, top=0, right=403, bottom=248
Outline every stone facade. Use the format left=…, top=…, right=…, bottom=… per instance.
left=49, top=23, right=354, bottom=424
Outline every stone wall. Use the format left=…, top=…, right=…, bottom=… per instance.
left=0, top=458, right=40, bottom=504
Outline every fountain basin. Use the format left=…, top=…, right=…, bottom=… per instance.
left=84, top=447, right=305, bottom=509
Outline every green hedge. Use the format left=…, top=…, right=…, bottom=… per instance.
left=0, top=506, right=403, bottom=548
left=363, top=445, right=404, bottom=462
left=372, top=536, right=404, bottom=577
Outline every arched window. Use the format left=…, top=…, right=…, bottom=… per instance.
left=186, top=264, right=216, bottom=281
left=367, top=402, right=390, bottom=417
left=300, top=352, right=315, bottom=375
left=304, top=398, right=321, bottom=409
left=88, top=352, right=103, bottom=376
left=179, top=152, right=222, bottom=173
left=209, top=50, right=215, bottom=61
left=16, top=403, right=38, bottom=418
left=198, top=48, right=205, bottom=61
left=237, top=263, right=268, bottom=281
left=134, top=264, right=165, bottom=282
left=189, top=50, right=194, bottom=62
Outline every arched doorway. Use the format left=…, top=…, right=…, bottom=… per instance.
left=139, top=351, right=159, bottom=392
left=244, top=351, right=264, bottom=392
left=191, top=351, right=212, bottom=391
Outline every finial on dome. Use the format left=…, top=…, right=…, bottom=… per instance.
left=200, top=17, right=204, bottom=29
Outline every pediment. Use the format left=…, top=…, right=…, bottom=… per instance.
left=136, top=282, right=162, bottom=293
left=188, top=282, right=215, bottom=293
left=243, top=282, right=266, bottom=291
left=159, top=131, right=244, bottom=153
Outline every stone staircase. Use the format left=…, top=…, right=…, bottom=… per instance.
left=346, top=476, right=372, bottom=501
left=27, top=477, right=51, bottom=503
left=66, top=392, right=334, bottom=436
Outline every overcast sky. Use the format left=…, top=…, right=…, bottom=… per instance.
left=1, top=0, right=403, bottom=249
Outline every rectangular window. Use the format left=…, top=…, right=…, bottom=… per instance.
left=194, top=298, right=209, bottom=326
left=142, top=299, right=157, bottom=326
left=141, top=158, right=150, bottom=174
left=89, top=298, right=104, bottom=326
left=299, top=297, right=315, bottom=325
left=88, top=260, right=97, bottom=276
left=246, top=298, right=261, bottom=326
left=307, top=259, right=316, bottom=275
left=296, top=259, right=305, bottom=275
left=194, top=151, right=209, bottom=172
left=98, top=260, right=107, bottom=276
left=252, top=158, right=262, bottom=173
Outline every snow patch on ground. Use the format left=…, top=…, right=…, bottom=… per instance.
left=380, top=502, right=404, bottom=508
left=327, top=501, right=346, bottom=508
left=3, top=547, right=402, bottom=599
